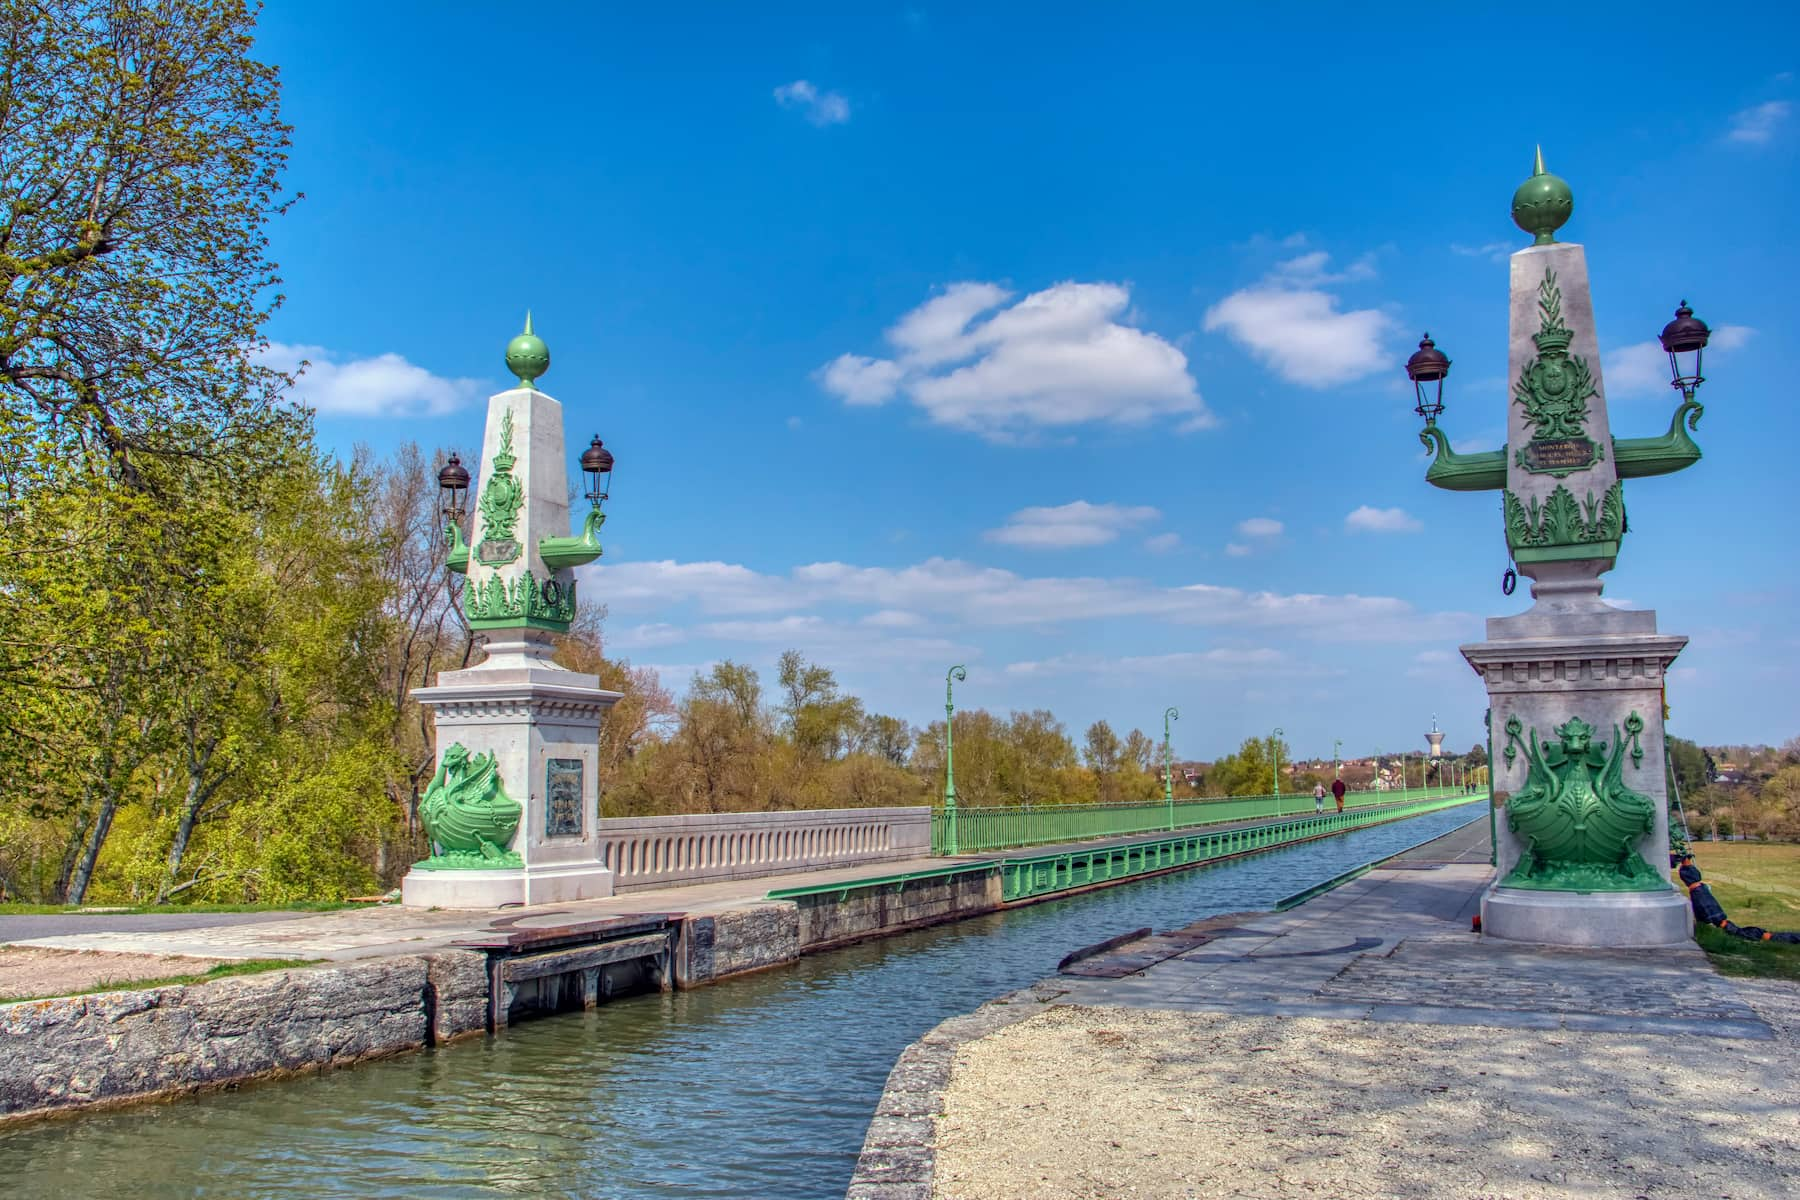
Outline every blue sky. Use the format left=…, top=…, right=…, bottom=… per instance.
left=255, top=3, right=1799, bottom=760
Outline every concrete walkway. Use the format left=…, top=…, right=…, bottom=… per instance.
left=0, top=799, right=1444, bottom=965
left=852, top=824, right=1799, bottom=1200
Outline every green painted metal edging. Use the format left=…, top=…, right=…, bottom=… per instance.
left=932, top=787, right=1479, bottom=855
left=998, top=796, right=1481, bottom=904
left=764, top=859, right=998, bottom=902
left=1273, top=810, right=1487, bottom=911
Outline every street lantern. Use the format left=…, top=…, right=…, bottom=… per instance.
left=437, top=452, right=471, bottom=523
left=1406, top=333, right=1451, bottom=426
left=1658, top=300, right=1710, bottom=399
left=579, top=435, right=615, bottom=509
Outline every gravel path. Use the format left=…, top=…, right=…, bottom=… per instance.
left=931, top=992, right=1799, bottom=1200
left=0, top=910, right=314, bottom=941
left=0, top=947, right=231, bottom=1001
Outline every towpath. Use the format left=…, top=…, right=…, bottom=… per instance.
left=0, top=800, right=1436, bottom=969
left=854, top=822, right=1799, bottom=1200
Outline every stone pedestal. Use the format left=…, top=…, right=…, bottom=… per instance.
left=402, top=633, right=622, bottom=909
left=1463, top=603, right=1691, bottom=947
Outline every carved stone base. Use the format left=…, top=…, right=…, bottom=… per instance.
left=400, top=862, right=617, bottom=910
left=1481, top=885, right=1692, bottom=948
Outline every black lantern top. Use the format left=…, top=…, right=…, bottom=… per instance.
left=1658, top=300, right=1710, bottom=354
left=1406, top=332, right=1451, bottom=424
left=437, top=452, right=470, bottom=519
left=580, top=435, right=614, bottom=506
left=437, top=452, right=471, bottom=492
left=1406, top=332, right=1451, bottom=383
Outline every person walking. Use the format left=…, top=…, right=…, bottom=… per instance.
left=1313, top=781, right=1326, bottom=813
left=1331, top=776, right=1346, bottom=813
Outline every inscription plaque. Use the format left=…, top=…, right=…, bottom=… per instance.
left=1517, top=436, right=1600, bottom=477
left=545, top=757, right=584, bottom=837
left=476, top=537, right=521, bottom=566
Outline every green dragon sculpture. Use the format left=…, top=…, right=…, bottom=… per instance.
left=415, top=743, right=523, bottom=870
left=1500, top=713, right=1666, bottom=892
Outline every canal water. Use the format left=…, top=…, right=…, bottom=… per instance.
left=0, top=803, right=1483, bottom=1200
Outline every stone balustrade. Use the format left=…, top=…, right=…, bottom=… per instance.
left=595, top=807, right=932, bottom=892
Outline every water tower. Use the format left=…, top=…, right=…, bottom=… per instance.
left=1425, top=714, right=1446, bottom=761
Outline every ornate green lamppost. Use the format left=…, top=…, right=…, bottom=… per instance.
left=1163, top=706, right=1180, bottom=831
left=1332, top=738, right=1342, bottom=783
left=1413, top=151, right=1713, bottom=945
left=943, top=664, right=967, bottom=855
left=1270, top=727, right=1283, bottom=807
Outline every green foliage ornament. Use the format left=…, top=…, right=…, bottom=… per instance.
left=1499, top=714, right=1667, bottom=891
left=475, top=408, right=524, bottom=564
left=1504, top=481, right=1624, bottom=557
left=416, top=744, right=523, bottom=870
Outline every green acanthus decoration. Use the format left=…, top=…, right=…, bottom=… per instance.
left=476, top=407, right=525, bottom=552
left=1499, top=714, right=1666, bottom=891
left=1504, top=481, right=1624, bottom=554
left=416, top=743, right=523, bottom=870
left=464, top=570, right=578, bottom=631
left=1514, top=269, right=1598, bottom=441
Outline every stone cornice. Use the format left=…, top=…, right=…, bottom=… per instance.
left=1461, top=633, right=1687, bottom=693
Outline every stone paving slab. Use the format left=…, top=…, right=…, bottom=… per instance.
left=1046, top=857, right=1773, bottom=1039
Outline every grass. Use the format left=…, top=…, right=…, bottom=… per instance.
left=1687, top=841, right=1800, bottom=981
left=9, top=958, right=320, bottom=1004
left=0, top=900, right=362, bottom=916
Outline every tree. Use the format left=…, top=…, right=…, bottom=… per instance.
left=777, top=649, right=863, bottom=760
left=1, top=0, right=294, bottom=484
left=1122, top=729, right=1156, bottom=775
left=1667, top=737, right=1711, bottom=802
left=1083, top=720, right=1122, bottom=774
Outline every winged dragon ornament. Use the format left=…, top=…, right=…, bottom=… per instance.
left=1500, top=713, right=1665, bottom=891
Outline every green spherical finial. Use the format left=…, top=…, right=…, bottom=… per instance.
left=1511, top=145, right=1573, bottom=247
left=505, top=310, right=550, bottom=389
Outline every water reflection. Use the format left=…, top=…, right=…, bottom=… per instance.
left=0, top=805, right=1481, bottom=1200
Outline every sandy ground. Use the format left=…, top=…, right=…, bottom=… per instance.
left=932, top=984, right=1800, bottom=1200
left=0, top=947, right=227, bottom=1001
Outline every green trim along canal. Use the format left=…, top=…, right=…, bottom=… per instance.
left=0, top=801, right=1484, bottom=1200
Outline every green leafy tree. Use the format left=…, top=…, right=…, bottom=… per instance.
left=1, top=0, right=294, bottom=483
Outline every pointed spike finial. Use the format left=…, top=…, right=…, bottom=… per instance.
left=1534, top=144, right=1546, bottom=176
left=504, top=309, right=550, bottom=389
left=524, top=309, right=534, bottom=336
left=1512, top=146, right=1573, bottom=245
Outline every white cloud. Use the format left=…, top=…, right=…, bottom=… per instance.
left=585, top=555, right=1471, bottom=643
left=1601, top=324, right=1754, bottom=398
left=1727, top=100, right=1790, bottom=144
left=610, top=622, right=687, bottom=650
left=1006, top=647, right=1302, bottom=679
left=1451, top=242, right=1513, bottom=264
left=1204, top=253, right=1394, bottom=387
left=262, top=343, right=481, bottom=417
left=1271, top=250, right=1377, bottom=286
left=1345, top=506, right=1423, bottom=534
left=862, top=609, right=925, bottom=628
left=817, top=354, right=903, bottom=405
left=1224, top=543, right=1252, bottom=557
left=1144, top=532, right=1182, bottom=554
left=817, top=281, right=1212, bottom=440
left=986, top=500, right=1161, bottom=549
left=1236, top=517, right=1284, bottom=538
left=773, top=79, right=850, bottom=126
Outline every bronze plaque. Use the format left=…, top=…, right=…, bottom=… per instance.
left=476, top=537, right=521, bottom=565
left=545, top=758, right=584, bottom=837
left=1519, top=437, right=1598, bottom=476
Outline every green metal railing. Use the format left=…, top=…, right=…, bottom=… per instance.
left=995, top=794, right=1482, bottom=903
left=932, top=786, right=1476, bottom=855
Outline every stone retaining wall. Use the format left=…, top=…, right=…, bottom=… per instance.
left=596, top=807, right=931, bottom=892
left=0, top=949, right=489, bottom=1123
left=793, top=869, right=1002, bottom=951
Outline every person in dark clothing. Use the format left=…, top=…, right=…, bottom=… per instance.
left=1331, top=777, right=1346, bottom=813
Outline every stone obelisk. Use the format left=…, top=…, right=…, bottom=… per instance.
left=1421, top=152, right=1705, bottom=947
left=401, top=318, right=620, bottom=908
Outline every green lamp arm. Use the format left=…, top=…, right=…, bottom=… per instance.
left=1420, top=425, right=1507, bottom=492
left=1613, top=396, right=1703, bottom=480
left=538, top=506, right=605, bottom=571
left=445, top=521, right=470, bottom=574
